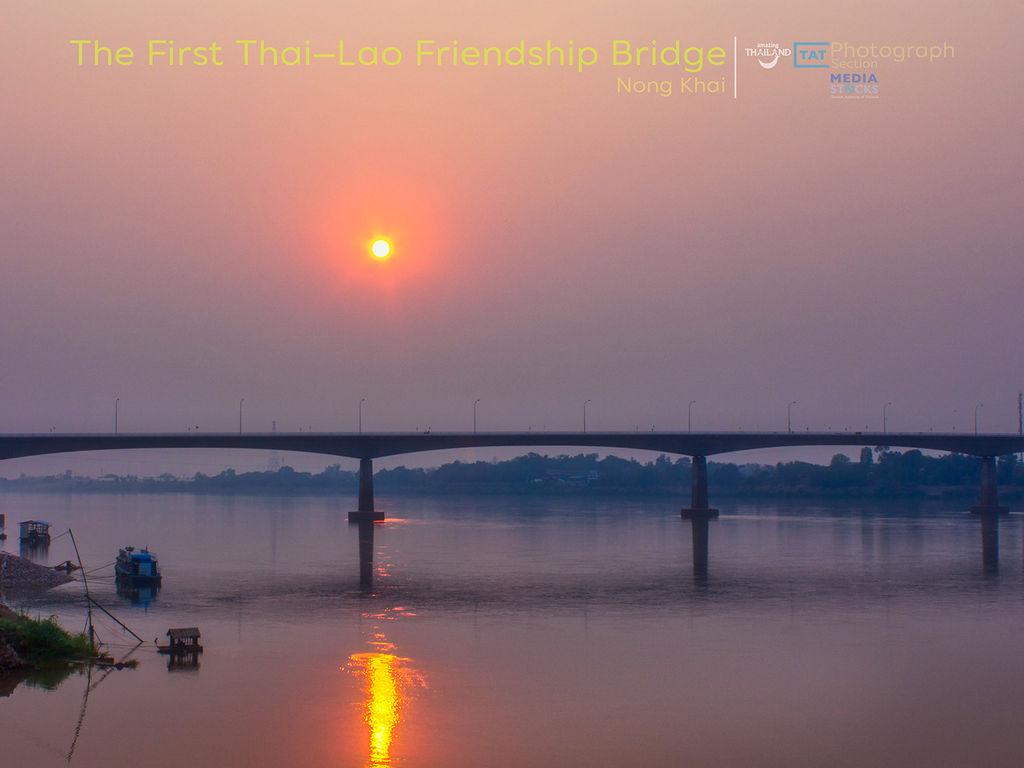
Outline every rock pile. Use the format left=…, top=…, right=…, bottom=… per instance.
left=0, top=551, right=74, bottom=590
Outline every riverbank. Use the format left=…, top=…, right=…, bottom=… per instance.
left=0, top=604, right=95, bottom=672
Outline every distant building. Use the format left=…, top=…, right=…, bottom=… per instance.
left=19, top=520, right=51, bottom=543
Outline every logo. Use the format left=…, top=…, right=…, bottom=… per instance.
left=829, top=71, right=879, bottom=98
left=743, top=42, right=792, bottom=70
left=793, top=42, right=830, bottom=68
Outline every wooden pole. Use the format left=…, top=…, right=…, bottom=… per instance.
left=67, top=529, right=94, bottom=648
left=86, top=595, right=144, bottom=644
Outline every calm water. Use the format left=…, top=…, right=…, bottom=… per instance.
left=2, top=492, right=1024, bottom=767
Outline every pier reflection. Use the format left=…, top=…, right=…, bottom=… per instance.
left=689, top=517, right=710, bottom=583
left=979, top=513, right=999, bottom=575
left=681, top=511, right=1005, bottom=581
left=357, top=520, right=375, bottom=589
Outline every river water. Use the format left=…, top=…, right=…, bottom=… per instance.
left=2, top=492, right=1023, bottom=767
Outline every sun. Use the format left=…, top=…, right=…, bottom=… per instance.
left=370, top=238, right=392, bottom=260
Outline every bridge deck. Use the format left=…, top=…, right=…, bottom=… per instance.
left=1, top=431, right=1022, bottom=461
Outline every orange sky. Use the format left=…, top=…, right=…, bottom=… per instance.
left=1, top=1, right=1021, bottom=472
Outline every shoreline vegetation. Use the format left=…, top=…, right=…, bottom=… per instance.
left=0, top=450, right=1021, bottom=501
left=0, top=604, right=97, bottom=674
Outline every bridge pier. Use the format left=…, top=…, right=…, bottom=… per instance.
left=681, top=455, right=719, bottom=519
left=348, top=458, right=384, bottom=523
left=970, top=456, right=1009, bottom=515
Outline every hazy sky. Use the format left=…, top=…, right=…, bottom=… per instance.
left=1, top=1, right=1021, bottom=475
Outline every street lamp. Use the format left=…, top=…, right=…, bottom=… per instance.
left=114, top=397, right=119, bottom=434
left=473, top=399, right=481, bottom=433
left=359, top=398, right=366, bottom=434
left=787, top=401, right=797, bottom=433
left=688, top=400, right=696, bottom=433
left=974, top=403, right=983, bottom=435
left=239, top=398, right=245, bottom=434
left=883, top=402, right=893, bottom=434
left=583, top=399, right=591, bottom=433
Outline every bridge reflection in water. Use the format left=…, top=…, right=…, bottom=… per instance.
left=689, top=516, right=711, bottom=583
left=980, top=513, right=1000, bottom=575
left=357, top=520, right=376, bottom=589
left=684, top=512, right=1007, bottom=582
left=351, top=507, right=1010, bottom=590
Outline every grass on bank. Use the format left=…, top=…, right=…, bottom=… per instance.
left=0, top=612, right=95, bottom=664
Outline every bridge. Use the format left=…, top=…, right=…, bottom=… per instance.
left=1, top=430, right=1020, bottom=522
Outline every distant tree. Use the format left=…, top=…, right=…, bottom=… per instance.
left=998, top=454, right=1017, bottom=483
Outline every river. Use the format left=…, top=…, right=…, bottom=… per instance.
left=2, top=492, right=1022, bottom=767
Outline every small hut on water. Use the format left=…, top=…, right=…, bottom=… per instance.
left=18, top=520, right=50, bottom=544
left=162, top=627, right=202, bottom=654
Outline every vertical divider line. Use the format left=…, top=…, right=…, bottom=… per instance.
left=733, top=36, right=738, bottom=99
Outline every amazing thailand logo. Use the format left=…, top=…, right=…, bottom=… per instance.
left=744, top=42, right=792, bottom=69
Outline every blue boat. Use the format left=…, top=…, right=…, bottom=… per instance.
left=115, top=547, right=162, bottom=583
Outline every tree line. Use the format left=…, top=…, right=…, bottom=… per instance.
left=0, top=449, right=1020, bottom=499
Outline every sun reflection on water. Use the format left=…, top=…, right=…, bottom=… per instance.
left=348, top=652, right=404, bottom=766
left=345, top=608, right=425, bottom=767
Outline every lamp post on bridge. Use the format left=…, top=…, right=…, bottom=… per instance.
left=583, top=400, right=591, bottom=433
left=238, top=398, right=244, bottom=434
left=114, top=398, right=119, bottom=435
left=359, top=398, right=366, bottom=434
left=975, top=403, right=983, bottom=435
left=1018, top=391, right=1023, bottom=462
left=473, top=399, right=481, bottom=433
left=688, top=400, right=696, bottom=433
left=787, top=401, right=797, bottom=433
left=883, top=402, right=893, bottom=434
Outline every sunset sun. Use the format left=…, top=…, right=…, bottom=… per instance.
left=370, top=238, right=392, bottom=259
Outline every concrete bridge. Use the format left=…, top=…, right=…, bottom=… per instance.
left=0, top=430, right=1020, bottom=522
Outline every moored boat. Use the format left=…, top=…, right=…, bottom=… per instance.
left=114, top=546, right=162, bottom=583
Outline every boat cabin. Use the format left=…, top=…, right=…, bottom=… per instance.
left=19, top=520, right=51, bottom=543
left=116, top=547, right=161, bottom=582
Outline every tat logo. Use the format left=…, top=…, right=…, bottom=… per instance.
left=793, top=42, right=830, bottom=68
left=743, top=42, right=792, bottom=69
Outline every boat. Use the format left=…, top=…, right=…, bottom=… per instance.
left=158, top=627, right=202, bottom=654
left=114, top=547, right=162, bottom=583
